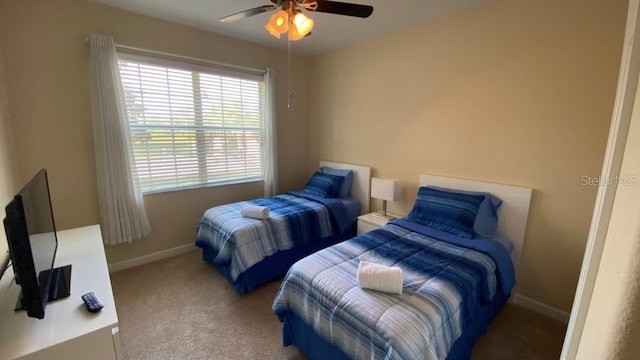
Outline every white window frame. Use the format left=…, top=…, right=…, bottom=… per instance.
left=117, top=53, right=267, bottom=194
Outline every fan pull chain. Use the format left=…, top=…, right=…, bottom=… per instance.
left=287, top=5, right=293, bottom=109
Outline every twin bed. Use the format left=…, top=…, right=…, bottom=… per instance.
left=195, top=161, right=371, bottom=293
left=194, top=163, right=532, bottom=359
left=272, top=174, right=532, bottom=359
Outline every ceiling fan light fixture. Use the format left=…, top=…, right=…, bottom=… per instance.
left=264, top=9, right=289, bottom=39
left=264, top=23, right=281, bottom=39
left=287, top=27, right=304, bottom=41
left=221, top=1, right=374, bottom=108
left=292, top=11, right=314, bottom=37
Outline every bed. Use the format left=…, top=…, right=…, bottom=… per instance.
left=272, top=174, right=532, bottom=359
left=195, top=161, right=371, bottom=293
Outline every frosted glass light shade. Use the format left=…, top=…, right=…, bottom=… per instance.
left=265, top=10, right=289, bottom=39
left=292, top=12, right=314, bottom=36
left=288, top=27, right=304, bottom=41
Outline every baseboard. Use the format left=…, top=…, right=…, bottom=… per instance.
left=512, top=293, right=570, bottom=324
left=108, top=243, right=198, bottom=273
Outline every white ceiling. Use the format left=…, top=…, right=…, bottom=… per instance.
left=86, top=0, right=488, bottom=56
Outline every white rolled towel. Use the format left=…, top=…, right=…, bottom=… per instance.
left=357, top=261, right=403, bottom=295
left=241, top=205, right=270, bottom=220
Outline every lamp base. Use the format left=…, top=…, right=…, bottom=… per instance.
left=371, top=211, right=396, bottom=221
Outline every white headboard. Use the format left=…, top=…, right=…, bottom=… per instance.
left=419, top=174, right=533, bottom=275
left=320, top=161, right=371, bottom=215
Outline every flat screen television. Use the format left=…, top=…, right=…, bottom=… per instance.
left=3, top=169, right=71, bottom=319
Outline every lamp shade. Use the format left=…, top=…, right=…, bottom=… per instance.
left=292, top=12, right=314, bottom=36
left=264, top=10, right=289, bottom=39
left=371, top=178, right=401, bottom=202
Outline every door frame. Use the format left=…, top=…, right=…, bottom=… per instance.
left=561, top=1, right=640, bottom=358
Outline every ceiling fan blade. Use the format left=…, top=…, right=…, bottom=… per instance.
left=220, top=5, right=278, bottom=23
left=307, top=1, right=374, bottom=18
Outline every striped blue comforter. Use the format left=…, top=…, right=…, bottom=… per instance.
left=273, top=222, right=514, bottom=360
left=195, top=193, right=348, bottom=282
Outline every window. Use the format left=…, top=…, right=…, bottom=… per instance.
left=117, top=54, right=266, bottom=193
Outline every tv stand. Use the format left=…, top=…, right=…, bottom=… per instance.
left=0, top=225, right=122, bottom=359
left=45, top=264, right=72, bottom=302
left=15, top=264, right=73, bottom=311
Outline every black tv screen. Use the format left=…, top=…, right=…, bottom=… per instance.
left=3, top=169, right=71, bottom=319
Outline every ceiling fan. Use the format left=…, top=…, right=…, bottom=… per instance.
left=220, top=0, right=374, bottom=41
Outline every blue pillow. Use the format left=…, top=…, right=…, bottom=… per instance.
left=427, top=186, right=502, bottom=237
left=407, top=187, right=485, bottom=239
left=303, top=172, right=344, bottom=198
left=320, top=166, right=353, bottom=198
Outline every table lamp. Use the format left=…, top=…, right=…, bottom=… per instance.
left=371, top=177, right=401, bottom=219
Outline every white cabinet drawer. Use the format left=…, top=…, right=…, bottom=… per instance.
left=357, top=220, right=380, bottom=235
left=357, top=213, right=393, bottom=235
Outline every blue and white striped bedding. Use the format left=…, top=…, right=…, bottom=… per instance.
left=272, top=221, right=515, bottom=360
left=195, top=192, right=350, bottom=282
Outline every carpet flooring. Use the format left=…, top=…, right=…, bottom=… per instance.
left=110, top=250, right=567, bottom=360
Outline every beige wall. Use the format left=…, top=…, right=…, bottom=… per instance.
left=308, top=0, right=627, bottom=312
left=0, top=47, right=20, bottom=267
left=0, top=0, right=311, bottom=264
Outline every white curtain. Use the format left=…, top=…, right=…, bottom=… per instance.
left=264, top=68, right=279, bottom=196
left=89, top=33, right=151, bottom=245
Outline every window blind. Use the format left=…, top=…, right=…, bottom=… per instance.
left=117, top=54, right=266, bottom=193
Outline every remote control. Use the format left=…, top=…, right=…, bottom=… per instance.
left=81, top=292, right=104, bottom=313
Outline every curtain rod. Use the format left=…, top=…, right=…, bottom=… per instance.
left=85, top=37, right=266, bottom=76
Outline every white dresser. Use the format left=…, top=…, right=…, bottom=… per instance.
left=0, top=225, right=122, bottom=360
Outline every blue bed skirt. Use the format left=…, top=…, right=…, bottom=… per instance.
left=201, top=221, right=357, bottom=293
left=280, top=289, right=509, bottom=360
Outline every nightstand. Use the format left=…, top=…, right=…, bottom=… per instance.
left=357, top=212, right=395, bottom=235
